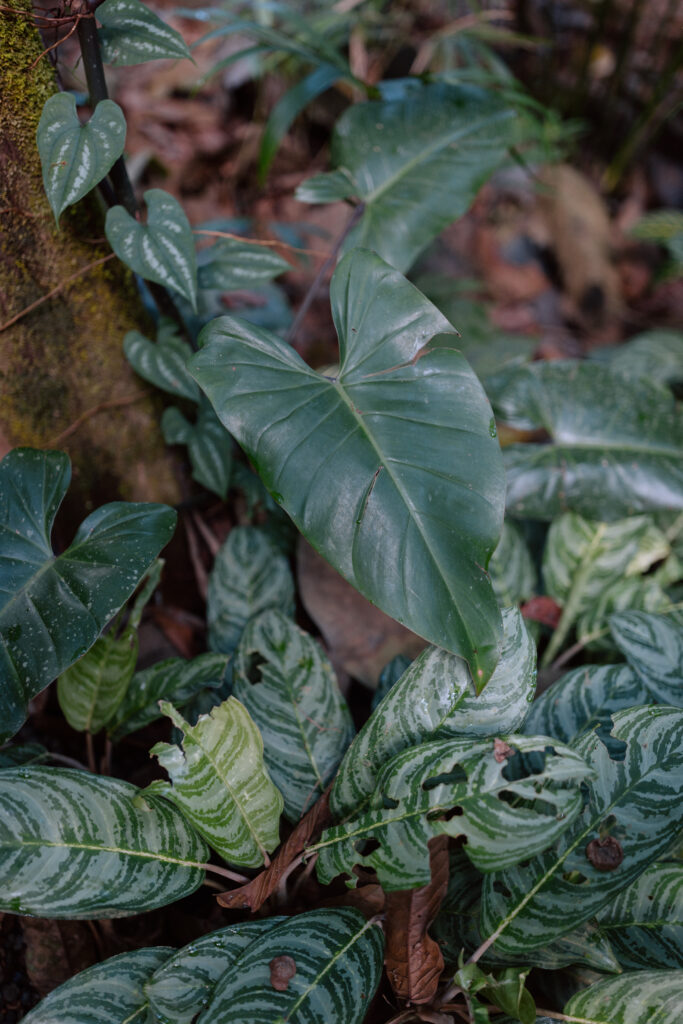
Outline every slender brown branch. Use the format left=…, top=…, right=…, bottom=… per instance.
left=202, top=862, right=250, bottom=884
left=0, top=253, right=116, bottom=332
left=85, top=732, right=96, bottom=774
left=193, top=229, right=327, bottom=259
left=27, top=15, right=82, bottom=70
left=46, top=394, right=148, bottom=448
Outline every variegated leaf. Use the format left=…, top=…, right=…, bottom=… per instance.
left=331, top=607, right=536, bottom=818
left=162, top=402, right=233, bottom=499
left=151, top=697, right=283, bottom=867
left=124, top=325, right=199, bottom=400
left=564, top=970, right=683, bottom=1023
left=596, top=862, right=683, bottom=969
left=489, top=520, right=537, bottom=607
left=198, top=238, right=290, bottom=290
left=98, top=0, right=191, bottom=66
left=610, top=610, right=683, bottom=707
left=480, top=706, right=683, bottom=955
left=233, top=610, right=354, bottom=821
left=0, top=767, right=206, bottom=917
left=57, top=622, right=138, bottom=733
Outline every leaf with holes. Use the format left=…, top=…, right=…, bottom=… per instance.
left=198, top=238, right=290, bottom=290
left=151, top=697, right=283, bottom=867
left=233, top=610, right=354, bottom=822
left=98, top=0, right=191, bottom=65
left=162, top=402, right=233, bottom=499
left=196, top=908, right=384, bottom=1024
left=564, top=970, right=683, bottom=1023
left=0, top=767, right=206, bottom=917
left=331, top=606, right=535, bottom=818
left=105, top=189, right=197, bottom=309
left=480, top=706, right=683, bottom=955
left=124, top=325, right=199, bottom=401
left=610, top=610, right=683, bottom=707
left=37, top=94, right=126, bottom=222
left=314, top=734, right=591, bottom=891
left=192, top=248, right=505, bottom=685
left=489, top=520, right=537, bottom=608
left=595, top=863, right=683, bottom=970
left=0, top=448, right=176, bottom=744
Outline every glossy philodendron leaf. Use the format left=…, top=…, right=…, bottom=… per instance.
left=22, top=948, right=173, bottom=1024
left=331, top=607, right=535, bottom=817
left=610, top=610, right=683, bottom=707
left=37, top=94, right=126, bottom=222
left=57, top=620, right=137, bottom=733
left=193, top=248, right=506, bottom=685
left=233, top=610, right=354, bottom=821
left=98, top=0, right=191, bottom=65
left=124, top=324, right=199, bottom=400
left=145, top=919, right=285, bottom=1024
left=480, top=706, right=683, bottom=955
left=161, top=402, right=233, bottom=499
left=296, top=82, right=514, bottom=272
left=489, top=520, right=537, bottom=607
left=107, top=652, right=229, bottom=741
left=207, top=526, right=295, bottom=656
left=564, top=970, right=683, bottom=1023
left=0, top=448, right=176, bottom=744
left=151, top=697, right=283, bottom=867
left=596, top=863, right=683, bottom=970
left=315, top=734, right=591, bottom=890
left=0, top=767, right=206, bottom=917
left=105, top=189, right=198, bottom=309
left=198, top=238, right=290, bottom=290
left=489, top=361, right=683, bottom=520
left=197, top=908, right=384, bottom=1024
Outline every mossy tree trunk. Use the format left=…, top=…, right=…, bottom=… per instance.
left=0, top=0, right=180, bottom=508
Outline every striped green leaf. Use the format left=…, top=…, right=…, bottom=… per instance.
left=162, top=402, right=233, bottom=499
left=480, top=706, right=683, bottom=955
left=198, top=238, right=289, bottom=290
left=57, top=622, right=138, bottom=733
left=610, top=610, right=683, bottom=707
left=233, top=610, right=355, bottom=821
left=596, top=863, right=683, bottom=969
left=124, top=325, right=199, bottom=401
left=331, top=607, right=536, bottom=818
left=315, top=734, right=591, bottom=890
left=106, top=189, right=198, bottom=310
left=197, top=908, right=384, bottom=1024
left=22, top=948, right=173, bottom=1024
left=98, top=0, right=191, bottom=66
left=0, top=448, right=176, bottom=744
left=489, top=520, right=537, bottom=607
left=145, top=920, right=285, bottom=1024
left=0, top=767, right=207, bottom=917
left=207, top=526, right=295, bottom=656
left=151, top=697, right=283, bottom=867
left=107, top=652, right=229, bottom=741
left=564, top=970, right=683, bottom=1023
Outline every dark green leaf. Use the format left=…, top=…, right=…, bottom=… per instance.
left=198, top=238, right=290, bottom=290
left=564, top=970, right=683, bottom=1023
left=124, top=325, right=199, bottom=400
left=610, top=610, right=683, bottom=707
left=594, top=329, right=683, bottom=388
left=98, top=0, right=191, bottom=65
left=596, top=863, right=683, bottom=969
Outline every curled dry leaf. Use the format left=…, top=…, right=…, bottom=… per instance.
left=269, top=955, right=297, bottom=991
left=586, top=836, right=624, bottom=872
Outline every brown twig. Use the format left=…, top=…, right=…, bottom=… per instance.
left=28, top=14, right=83, bottom=69
left=201, top=862, right=250, bottom=884
left=0, top=253, right=116, bottom=332
left=46, top=393, right=148, bottom=448
left=193, top=229, right=327, bottom=259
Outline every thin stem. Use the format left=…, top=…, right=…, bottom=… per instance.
left=0, top=253, right=116, bottom=332
left=102, top=737, right=113, bottom=777
left=47, top=751, right=89, bottom=771
left=85, top=732, right=96, bottom=774
left=202, top=862, right=250, bottom=884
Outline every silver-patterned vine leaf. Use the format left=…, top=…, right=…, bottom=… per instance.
left=98, top=0, right=191, bottom=66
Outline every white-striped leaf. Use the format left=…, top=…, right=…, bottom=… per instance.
left=564, top=970, right=683, bottom=1023
left=0, top=449, right=176, bottom=744
left=162, top=402, right=233, bottom=499
left=145, top=919, right=285, bottom=1024
left=57, top=622, right=137, bottom=733
left=610, top=610, right=683, bottom=707
left=98, top=0, right=191, bottom=66
left=124, top=326, right=199, bottom=400
left=106, top=189, right=198, bottom=309
left=151, top=697, right=283, bottom=867
left=314, top=734, right=591, bottom=890
left=197, top=908, right=384, bottom=1024
left=233, top=610, right=355, bottom=821
left=207, top=526, right=295, bottom=656
left=489, top=520, right=537, bottom=607
left=0, top=767, right=207, bottom=917
left=37, top=94, right=126, bottom=222
left=107, top=652, right=229, bottom=741
left=22, top=948, right=173, bottom=1024
left=480, top=706, right=683, bottom=955
left=198, top=238, right=290, bottom=290
left=331, top=607, right=536, bottom=818
left=596, top=863, right=683, bottom=969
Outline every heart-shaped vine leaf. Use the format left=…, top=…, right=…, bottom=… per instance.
left=480, top=706, right=683, bottom=955
left=192, top=248, right=505, bottom=685
left=37, top=94, right=126, bottom=222
left=610, top=610, right=683, bottom=706
left=22, top=948, right=174, bottom=1024
left=124, top=325, right=199, bottom=400
left=151, top=697, right=283, bottom=867
left=105, top=188, right=198, bottom=309
left=331, top=607, right=535, bottom=818
left=595, top=862, right=683, bottom=970
left=98, top=0, right=191, bottom=66
left=196, top=908, right=384, bottom=1024
left=162, top=402, right=233, bottom=499
left=0, top=449, right=176, bottom=744
left=0, top=767, right=207, bottom=917
left=198, top=238, right=290, bottom=290
left=564, top=970, right=683, bottom=1023
left=233, top=609, right=355, bottom=821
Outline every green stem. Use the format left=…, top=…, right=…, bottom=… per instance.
left=540, top=525, right=606, bottom=668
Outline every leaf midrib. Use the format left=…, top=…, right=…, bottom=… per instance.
left=1, top=838, right=202, bottom=867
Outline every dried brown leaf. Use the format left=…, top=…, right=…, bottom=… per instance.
left=20, top=918, right=97, bottom=998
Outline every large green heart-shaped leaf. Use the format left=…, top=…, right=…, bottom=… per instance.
left=315, top=734, right=591, bottom=890
left=193, top=249, right=505, bottom=685
left=489, top=362, right=683, bottom=520
left=124, top=325, right=199, bottom=400
left=0, top=767, right=207, bottom=917
left=480, top=706, right=683, bottom=955
left=22, top=948, right=173, bottom=1024
left=37, top=94, right=126, bottom=222
left=0, top=449, right=176, bottom=744
left=296, top=83, right=514, bottom=272
left=564, top=970, right=683, bottom=1023
left=105, top=188, right=198, bottom=309
left=197, top=908, right=384, bottom=1024
left=595, top=863, right=683, bottom=970
left=331, top=606, right=535, bottom=817
left=98, top=0, right=191, bottom=66
left=151, top=697, right=283, bottom=867
left=610, top=610, right=683, bottom=707
left=233, top=610, right=355, bottom=821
